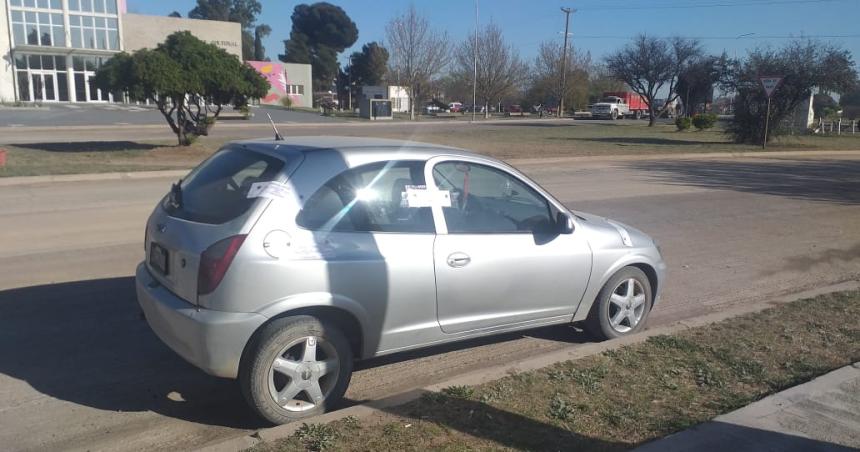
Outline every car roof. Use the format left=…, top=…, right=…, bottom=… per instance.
left=233, top=136, right=483, bottom=163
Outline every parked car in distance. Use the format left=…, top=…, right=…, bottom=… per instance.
left=448, top=102, right=463, bottom=112
left=136, top=137, right=666, bottom=425
left=504, top=104, right=524, bottom=116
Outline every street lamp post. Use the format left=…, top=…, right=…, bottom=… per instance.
left=559, top=7, right=574, bottom=118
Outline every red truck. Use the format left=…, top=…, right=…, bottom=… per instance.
left=590, top=91, right=649, bottom=119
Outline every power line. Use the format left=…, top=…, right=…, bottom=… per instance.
left=575, top=0, right=849, bottom=11
left=566, top=34, right=860, bottom=40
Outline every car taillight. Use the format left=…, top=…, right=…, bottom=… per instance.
left=197, top=235, right=246, bottom=296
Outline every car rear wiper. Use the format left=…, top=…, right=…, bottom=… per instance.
left=169, top=179, right=183, bottom=209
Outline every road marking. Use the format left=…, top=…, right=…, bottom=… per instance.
left=114, top=122, right=130, bottom=125
left=7, top=124, right=24, bottom=127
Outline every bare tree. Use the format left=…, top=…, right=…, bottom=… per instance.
left=453, top=22, right=528, bottom=118
left=526, top=41, right=593, bottom=113
left=605, top=35, right=702, bottom=125
left=385, top=5, right=450, bottom=119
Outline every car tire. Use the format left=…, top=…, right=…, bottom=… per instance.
left=584, top=266, right=653, bottom=341
left=610, top=110, right=618, bottom=120
left=239, top=315, right=353, bottom=425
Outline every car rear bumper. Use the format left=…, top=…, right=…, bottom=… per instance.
left=135, top=262, right=267, bottom=378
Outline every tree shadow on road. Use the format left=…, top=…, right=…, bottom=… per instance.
left=12, top=141, right=163, bottom=153
left=0, top=277, right=265, bottom=430
left=628, top=158, right=860, bottom=205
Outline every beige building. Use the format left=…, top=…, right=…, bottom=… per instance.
left=0, top=0, right=241, bottom=103
left=122, top=13, right=241, bottom=58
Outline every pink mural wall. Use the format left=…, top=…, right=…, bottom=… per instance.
left=247, top=61, right=300, bottom=105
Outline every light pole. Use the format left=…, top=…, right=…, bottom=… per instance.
left=559, top=7, right=574, bottom=118
left=347, top=56, right=354, bottom=112
left=472, top=0, right=478, bottom=123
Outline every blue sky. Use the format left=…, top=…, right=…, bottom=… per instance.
left=128, top=0, right=860, bottom=67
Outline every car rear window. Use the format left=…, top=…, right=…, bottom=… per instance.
left=163, top=147, right=285, bottom=224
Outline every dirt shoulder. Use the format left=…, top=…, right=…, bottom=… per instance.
left=255, top=289, right=860, bottom=452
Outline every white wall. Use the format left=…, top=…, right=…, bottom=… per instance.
left=0, top=0, right=16, bottom=102
left=283, top=62, right=312, bottom=109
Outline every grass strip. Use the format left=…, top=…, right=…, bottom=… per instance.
left=257, top=289, right=860, bottom=451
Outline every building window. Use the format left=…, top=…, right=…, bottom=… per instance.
left=69, top=15, right=119, bottom=50
left=13, top=54, right=70, bottom=102
left=9, top=0, right=62, bottom=10
left=72, top=56, right=110, bottom=102
left=69, top=0, right=117, bottom=14
left=287, top=85, right=304, bottom=95
left=10, top=9, right=65, bottom=47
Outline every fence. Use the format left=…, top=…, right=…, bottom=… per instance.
left=815, top=118, right=858, bottom=135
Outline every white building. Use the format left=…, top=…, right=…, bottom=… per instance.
left=360, top=85, right=410, bottom=113
left=1, top=0, right=241, bottom=103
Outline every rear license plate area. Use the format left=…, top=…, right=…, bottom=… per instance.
left=149, top=243, right=169, bottom=275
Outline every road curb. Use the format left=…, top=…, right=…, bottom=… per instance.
left=195, top=279, right=860, bottom=452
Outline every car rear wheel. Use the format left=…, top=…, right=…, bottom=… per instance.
left=239, top=316, right=353, bottom=424
left=585, top=266, right=652, bottom=340
left=610, top=109, right=618, bottom=120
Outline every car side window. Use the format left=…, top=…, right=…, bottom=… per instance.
left=433, top=161, right=553, bottom=234
left=296, top=161, right=434, bottom=233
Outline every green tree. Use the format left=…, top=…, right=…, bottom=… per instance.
left=349, top=42, right=389, bottom=86
left=676, top=54, right=731, bottom=116
left=94, top=32, right=268, bottom=146
left=253, top=24, right=271, bottom=61
left=725, top=40, right=856, bottom=144
left=188, top=0, right=266, bottom=61
left=840, top=84, right=860, bottom=119
left=812, top=93, right=838, bottom=118
left=168, top=11, right=182, bottom=17
left=280, top=2, right=358, bottom=92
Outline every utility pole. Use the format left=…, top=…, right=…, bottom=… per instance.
left=472, top=0, right=478, bottom=123
left=559, top=7, right=574, bottom=118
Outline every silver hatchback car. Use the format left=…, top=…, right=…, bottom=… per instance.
left=136, top=136, right=666, bottom=424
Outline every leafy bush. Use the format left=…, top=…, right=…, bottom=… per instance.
left=692, top=113, right=718, bottom=130
left=675, top=116, right=692, bottom=131
left=280, top=96, right=293, bottom=109
left=294, top=423, right=338, bottom=451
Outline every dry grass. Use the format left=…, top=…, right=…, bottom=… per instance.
left=256, top=290, right=860, bottom=451
left=2, top=121, right=859, bottom=177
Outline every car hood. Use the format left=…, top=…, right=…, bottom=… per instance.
left=572, top=210, right=654, bottom=250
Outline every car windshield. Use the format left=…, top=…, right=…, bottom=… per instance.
left=601, top=97, right=620, bottom=103
left=162, top=147, right=285, bottom=224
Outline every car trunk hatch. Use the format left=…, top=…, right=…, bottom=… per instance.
left=145, top=145, right=295, bottom=304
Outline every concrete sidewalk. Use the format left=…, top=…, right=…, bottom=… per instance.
left=635, top=363, right=860, bottom=451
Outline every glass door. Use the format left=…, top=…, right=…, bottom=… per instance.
left=29, top=71, right=60, bottom=102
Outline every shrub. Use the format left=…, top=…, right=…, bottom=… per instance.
left=280, top=96, right=293, bottom=109
left=692, top=113, right=718, bottom=130
left=675, top=116, right=692, bottom=131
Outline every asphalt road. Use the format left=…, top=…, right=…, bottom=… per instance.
left=1, top=152, right=859, bottom=451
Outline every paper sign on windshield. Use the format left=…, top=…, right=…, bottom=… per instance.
left=247, top=181, right=294, bottom=200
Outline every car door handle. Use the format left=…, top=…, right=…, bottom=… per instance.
left=447, top=252, right=471, bottom=268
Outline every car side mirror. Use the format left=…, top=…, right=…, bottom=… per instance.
left=557, top=212, right=574, bottom=234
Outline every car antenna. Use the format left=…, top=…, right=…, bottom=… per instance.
left=266, top=112, right=284, bottom=141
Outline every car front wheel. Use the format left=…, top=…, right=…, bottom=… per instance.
left=239, top=315, right=353, bottom=424
left=585, top=266, right=653, bottom=340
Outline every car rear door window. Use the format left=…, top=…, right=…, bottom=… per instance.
left=297, top=161, right=434, bottom=233
left=163, top=148, right=285, bottom=224
left=432, top=161, right=553, bottom=234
